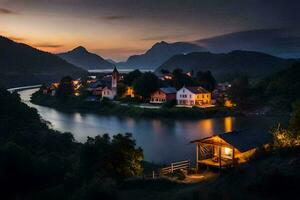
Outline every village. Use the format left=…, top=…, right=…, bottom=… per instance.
left=42, top=66, right=235, bottom=109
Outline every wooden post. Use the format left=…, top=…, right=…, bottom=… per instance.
left=171, top=163, right=174, bottom=173
left=196, top=143, right=199, bottom=171
left=232, top=147, right=235, bottom=167
left=219, top=146, right=222, bottom=169
left=152, top=171, right=155, bottom=179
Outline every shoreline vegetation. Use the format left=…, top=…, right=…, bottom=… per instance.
left=31, top=90, right=240, bottom=119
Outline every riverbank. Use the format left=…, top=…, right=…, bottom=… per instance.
left=31, top=91, right=240, bottom=119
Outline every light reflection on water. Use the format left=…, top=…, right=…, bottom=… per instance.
left=19, top=89, right=286, bottom=164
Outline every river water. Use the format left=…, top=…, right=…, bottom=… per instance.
left=19, top=89, right=286, bottom=164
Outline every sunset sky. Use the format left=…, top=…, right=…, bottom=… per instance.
left=0, top=0, right=299, bottom=61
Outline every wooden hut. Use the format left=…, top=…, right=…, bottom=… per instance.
left=191, top=131, right=271, bottom=169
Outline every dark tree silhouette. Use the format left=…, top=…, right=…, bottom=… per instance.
left=133, top=72, right=160, bottom=99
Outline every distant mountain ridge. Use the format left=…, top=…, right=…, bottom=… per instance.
left=0, top=36, right=86, bottom=88
left=195, top=27, right=300, bottom=58
left=58, top=46, right=114, bottom=70
left=157, top=50, right=297, bottom=80
left=117, top=41, right=206, bottom=69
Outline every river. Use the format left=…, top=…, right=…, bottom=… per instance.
left=19, top=89, right=286, bottom=164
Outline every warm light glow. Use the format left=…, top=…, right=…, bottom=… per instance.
left=74, top=92, right=80, bottom=96
left=199, top=119, right=212, bottom=136
left=125, top=87, right=135, bottom=98
left=164, top=75, right=173, bottom=80
left=224, top=147, right=231, bottom=155
left=52, top=83, right=59, bottom=88
left=224, top=100, right=234, bottom=107
left=224, top=117, right=233, bottom=133
left=73, top=80, right=79, bottom=85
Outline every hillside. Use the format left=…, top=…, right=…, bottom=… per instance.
left=58, top=46, right=114, bottom=70
left=157, top=50, right=296, bottom=80
left=195, top=27, right=300, bottom=58
left=0, top=36, right=87, bottom=88
left=255, top=62, right=300, bottom=111
left=117, top=41, right=205, bottom=69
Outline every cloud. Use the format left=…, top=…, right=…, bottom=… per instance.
left=34, top=43, right=64, bottom=48
left=8, top=36, right=24, bottom=42
left=102, top=15, right=131, bottom=21
left=141, top=33, right=197, bottom=41
left=0, top=8, right=15, bottom=15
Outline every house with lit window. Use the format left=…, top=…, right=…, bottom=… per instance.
left=176, top=86, right=211, bottom=107
left=191, top=130, right=271, bottom=169
left=150, top=87, right=177, bottom=104
left=123, top=86, right=135, bottom=98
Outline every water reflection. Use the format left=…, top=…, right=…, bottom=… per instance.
left=19, top=89, right=287, bottom=164
left=224, top=117, right=233, bottom=132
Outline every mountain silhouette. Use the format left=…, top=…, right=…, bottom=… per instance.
left=0, top=36, right=86, bottom=87
left=157, top=50, right=297, bottom=80
left=117, top=41, right=205, bottom=69
left=58, top=46, right=114, bottom=70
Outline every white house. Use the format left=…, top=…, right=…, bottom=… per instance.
left=102, top=86, right=117, bottom=100
left=176, top=86, right=211, bottom=106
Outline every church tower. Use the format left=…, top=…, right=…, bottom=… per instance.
left=111, top=66, right=119, bottom=89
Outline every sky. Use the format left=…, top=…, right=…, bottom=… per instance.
left=0, top=0, right=299, bottom=61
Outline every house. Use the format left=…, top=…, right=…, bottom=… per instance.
left=212, top=82, right=233, bottom=107
left=46, top=83, right=59, bottom=96
left=176, top=86, right=211, bottom=106
left=123, top=86, right=135, bottom=98
left=191, top=130, right=271, bottom=169
left=102, top=86, right=116, bottom=99
left=150, top=87, right=177, bottom=104
left=87, top=80, right=107, bottom=96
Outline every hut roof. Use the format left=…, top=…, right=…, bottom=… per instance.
left=191, top=130, right=271, bottom=152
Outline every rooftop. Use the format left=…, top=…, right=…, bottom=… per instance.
left=186, top=86, right=209, bottom=94
left=160, top=87, right=177, bottom=94
left=191, top=130, right=271, bottom=152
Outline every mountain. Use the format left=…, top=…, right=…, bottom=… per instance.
left=157, top=50, right=297, bottom=80
left=58, top=46, right=114, bottom=70
left=0, top=36, right=87, bottom=88
left=195, top=27, right=300, bottom=58
left=117, top=41, right=206, bottom=69
left=106, top=59, right=117, bottom=65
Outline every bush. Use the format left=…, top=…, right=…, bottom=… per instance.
left=162, top=99, right=176, bottom=108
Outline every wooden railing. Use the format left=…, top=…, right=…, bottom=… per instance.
left=159, top=160, right=190, bottom=175
left=7, top=85, right=42, bottom=92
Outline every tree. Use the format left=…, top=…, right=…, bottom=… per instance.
left=79, top=133, right=143, bottom=180
left=171, top=68, right=195, bottom=89
left=117, top=82, right=127, bottom=97
left=56, top=76, right=74, bottom=100
left=133, top=72, right=160, bottom=99
left=288, top=101, right=300, bottom=136
left=228, top=76, right=251, bottom=109
left=123, top=69, right=142, bottom=86
left=196, top=70, right=216, bottom=92
left=160, top=69, right=170, bottom=74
